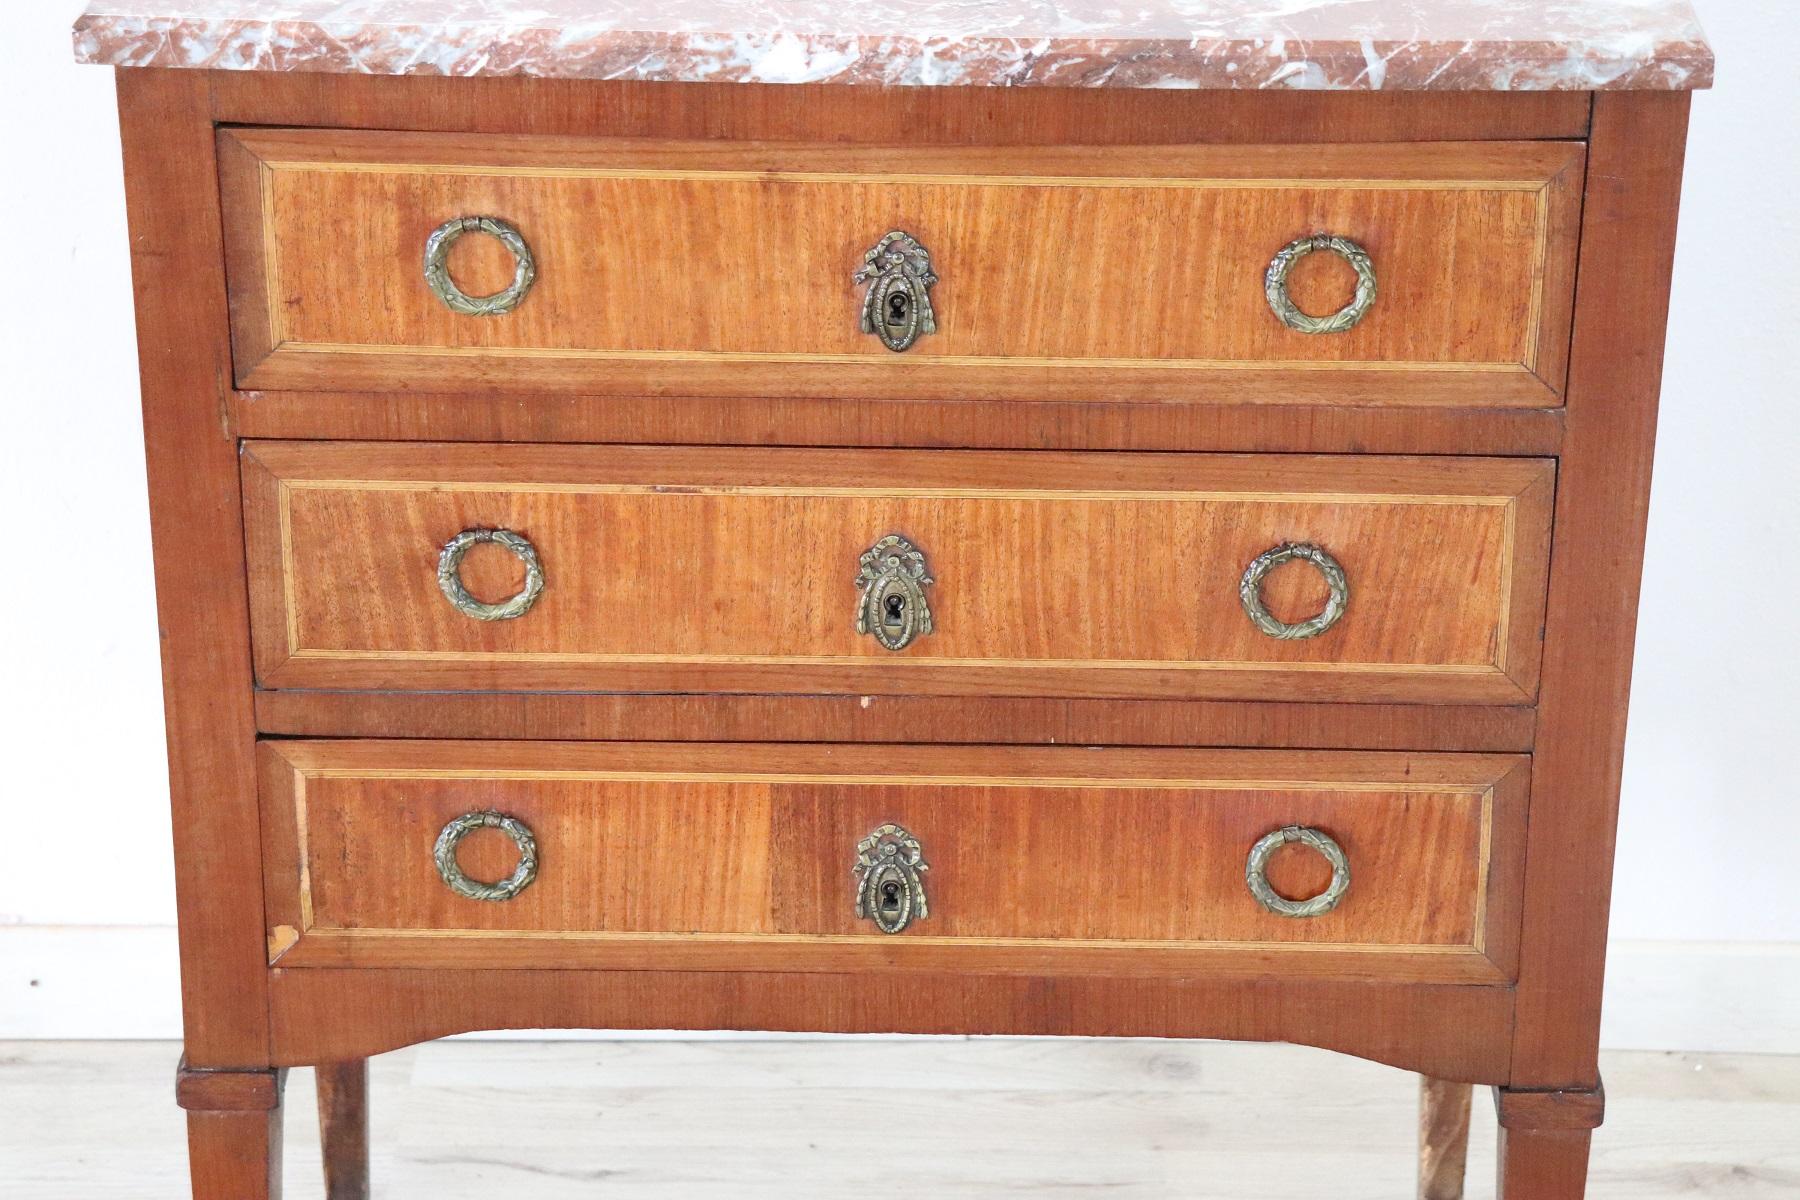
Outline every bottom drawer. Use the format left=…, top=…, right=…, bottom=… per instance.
left=259, top=741, right=1527, bottom=984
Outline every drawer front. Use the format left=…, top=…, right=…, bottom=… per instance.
left=242, top=443, right=1554, bottom=703
left=220, top=129, right=1582, bottom=406
left=260, top=741, right=1528, bottom=983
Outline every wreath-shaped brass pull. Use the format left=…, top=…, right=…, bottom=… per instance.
left=1264, top=234, right=1377, bottom=334
left=423, top=216, right=537, bottom=316
left=437, top=528, right=545, bottom=622
left=1239, top=542, right=1348, bottom=640
left=1246, top=825, right=1350, bottom=919
left=434, top=810, right=539, bottom=902
left=854, top=824, right=929, bottom=934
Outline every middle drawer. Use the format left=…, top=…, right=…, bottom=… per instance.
left=242, top=443, right=1553, bottom=704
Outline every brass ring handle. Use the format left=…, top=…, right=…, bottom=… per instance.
left=1246, top=825, right=1350, bottom=919
left=423, top=216, right=537, bottom=316
left=855, top=534, right=935, bottom=651
left=854, top=824, right=930, bottom=934
left=1264, top=234, right=1377, bottom=334
left=855, top=231, right=938, bottom=352
left=437, top=528, right=545, bottom=622
left=1238, top=542, right=1348, bottom=640
left=434, top=810, right=539, bottom=902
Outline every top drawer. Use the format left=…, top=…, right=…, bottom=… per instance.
left=219, top=130, right=1583, bottom=406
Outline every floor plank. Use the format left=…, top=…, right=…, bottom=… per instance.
left=1, top=1040, right=1795, bottom=1197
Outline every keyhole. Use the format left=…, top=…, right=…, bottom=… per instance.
left=884, top=593, right=906, bottom=627
left=880, top=880, right=902, bottom=911
left=886, top=291, right=909, bottom=327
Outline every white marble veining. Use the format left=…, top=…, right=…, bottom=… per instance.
left=73, top=0, right=1714, bottom=90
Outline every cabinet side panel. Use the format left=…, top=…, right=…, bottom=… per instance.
left=116, top=67, right=270, bottom=1064
left=1511, top=91, right=1692, bottom=1087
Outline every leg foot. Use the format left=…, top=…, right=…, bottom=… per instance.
left=1494, top=1083, right=1604, bottom=1200
left=1419, top=1076, right=1472, bottom=1200
left=317, top=1059, right=371, bottom=1200
left=177, top=1058, right=285, bottom=1199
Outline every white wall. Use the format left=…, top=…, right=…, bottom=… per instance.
left=2, top=1, right=1796, bottom=1045
left=1613, top=0, right=1800, bottom=944
left=0, top=3, right=174, bottom=931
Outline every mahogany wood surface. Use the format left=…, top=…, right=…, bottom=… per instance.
left=221, top=130, right=1581, bottom=406
left=1420, top=1076, right=1474, bottom=1200
left=252, top=691, right=1539, bottom=751
left=315, top=1060, right=371, bottom=1200
left=115, top=69, right=271, bottom=1068
left=1495, top=1084, right=1608, bottom=1132
left=258, top=741, right=1527, bottom=983
left=176, top=1063, right=287, bottom=1200
left=186, top=1109, right=284, bottom=1200
left=241, top=443, right=1554, bottom=703
left=1496, top=1127, right=1595, bottom=1200
left=266, top=966, right=1517, bottom=1082
left=102, top=62, right=1699, bottom=1200
left=1509, top=92, right=1692, bottom=1090
left=226, top=387, right=1570, bottom=456
left=175, top=1060, right=285, bottom=1113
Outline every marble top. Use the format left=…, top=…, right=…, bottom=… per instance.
left=73, top=0, right=1714, bottom=91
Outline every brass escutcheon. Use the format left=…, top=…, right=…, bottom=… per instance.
left=854, top=534, right=935, bottom=651
left=855, top=231, right=938, bottom=352
left=854, top=823, right=930, bottom=934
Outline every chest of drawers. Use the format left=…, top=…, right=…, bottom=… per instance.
left=77, top=2, right=1712, bottom=1196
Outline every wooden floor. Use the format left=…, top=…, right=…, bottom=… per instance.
left=4, top=1039, right=1797, bottom=1197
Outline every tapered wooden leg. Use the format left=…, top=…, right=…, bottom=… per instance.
left=1418, top=1077, right=1472, bottom=1200
left=1494, top=1084, right=1604, bottom=1200
left=316, top=1059, right=372, bottom=1200
left=177, top=1058, right=285, bottom=1199
left=1498, top=1127, right=1594, bottom=1199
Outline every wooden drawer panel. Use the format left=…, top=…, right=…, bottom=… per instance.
left=220, top=129, right=1582, bottom=405
left=260, top=741, right=1528, bottom=983
left=242, top=443, right=1554, bottom=703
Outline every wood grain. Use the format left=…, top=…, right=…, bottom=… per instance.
left=102, top=65, right=1701, bottom=1200
left=1497, top=1127, right=1595, bottom=1200
left=226, top=387, right=1569, bottom=457
left=19, top=1042, right=1799, bottom=1200
left=1510, top=92, right=1693, bottom=1090
left=1496, top=1085, right=1607, bottom=1132
left=176, top=1061, right=285, bottom=1113
left=314, top=1061, right=369, bottom=1200
left=186, top=1110, right=284, bottom=1200
left=251, top=691, right=1539, bottom=752
left=1420, top=1077, right=1474, bottom=1200
left=220, top=131, right=1581, bottom=406
left=21, top=1043, right=1800, bottom=1200
left=241, top=443, right=1554, bottom=703
left=257, top=741, right=1527, bottom=984
left=115, top=70, right=272, bottom=1068
left=265, top=968, right=1517, bottom=1082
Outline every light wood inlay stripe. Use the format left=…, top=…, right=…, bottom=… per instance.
left=301, top=927, right=1484, bottom=955
left=270, top=161, right=1553, bottom=192
left=285, top=648, right=1504, bottom=674
left=296, top=767, right=1493, bottom=794
left=282, top=479, right=1516, bottom=506
left=1473, top=785, right=1496, bottom=954
left=279, top=342, right=1534, bottom=372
